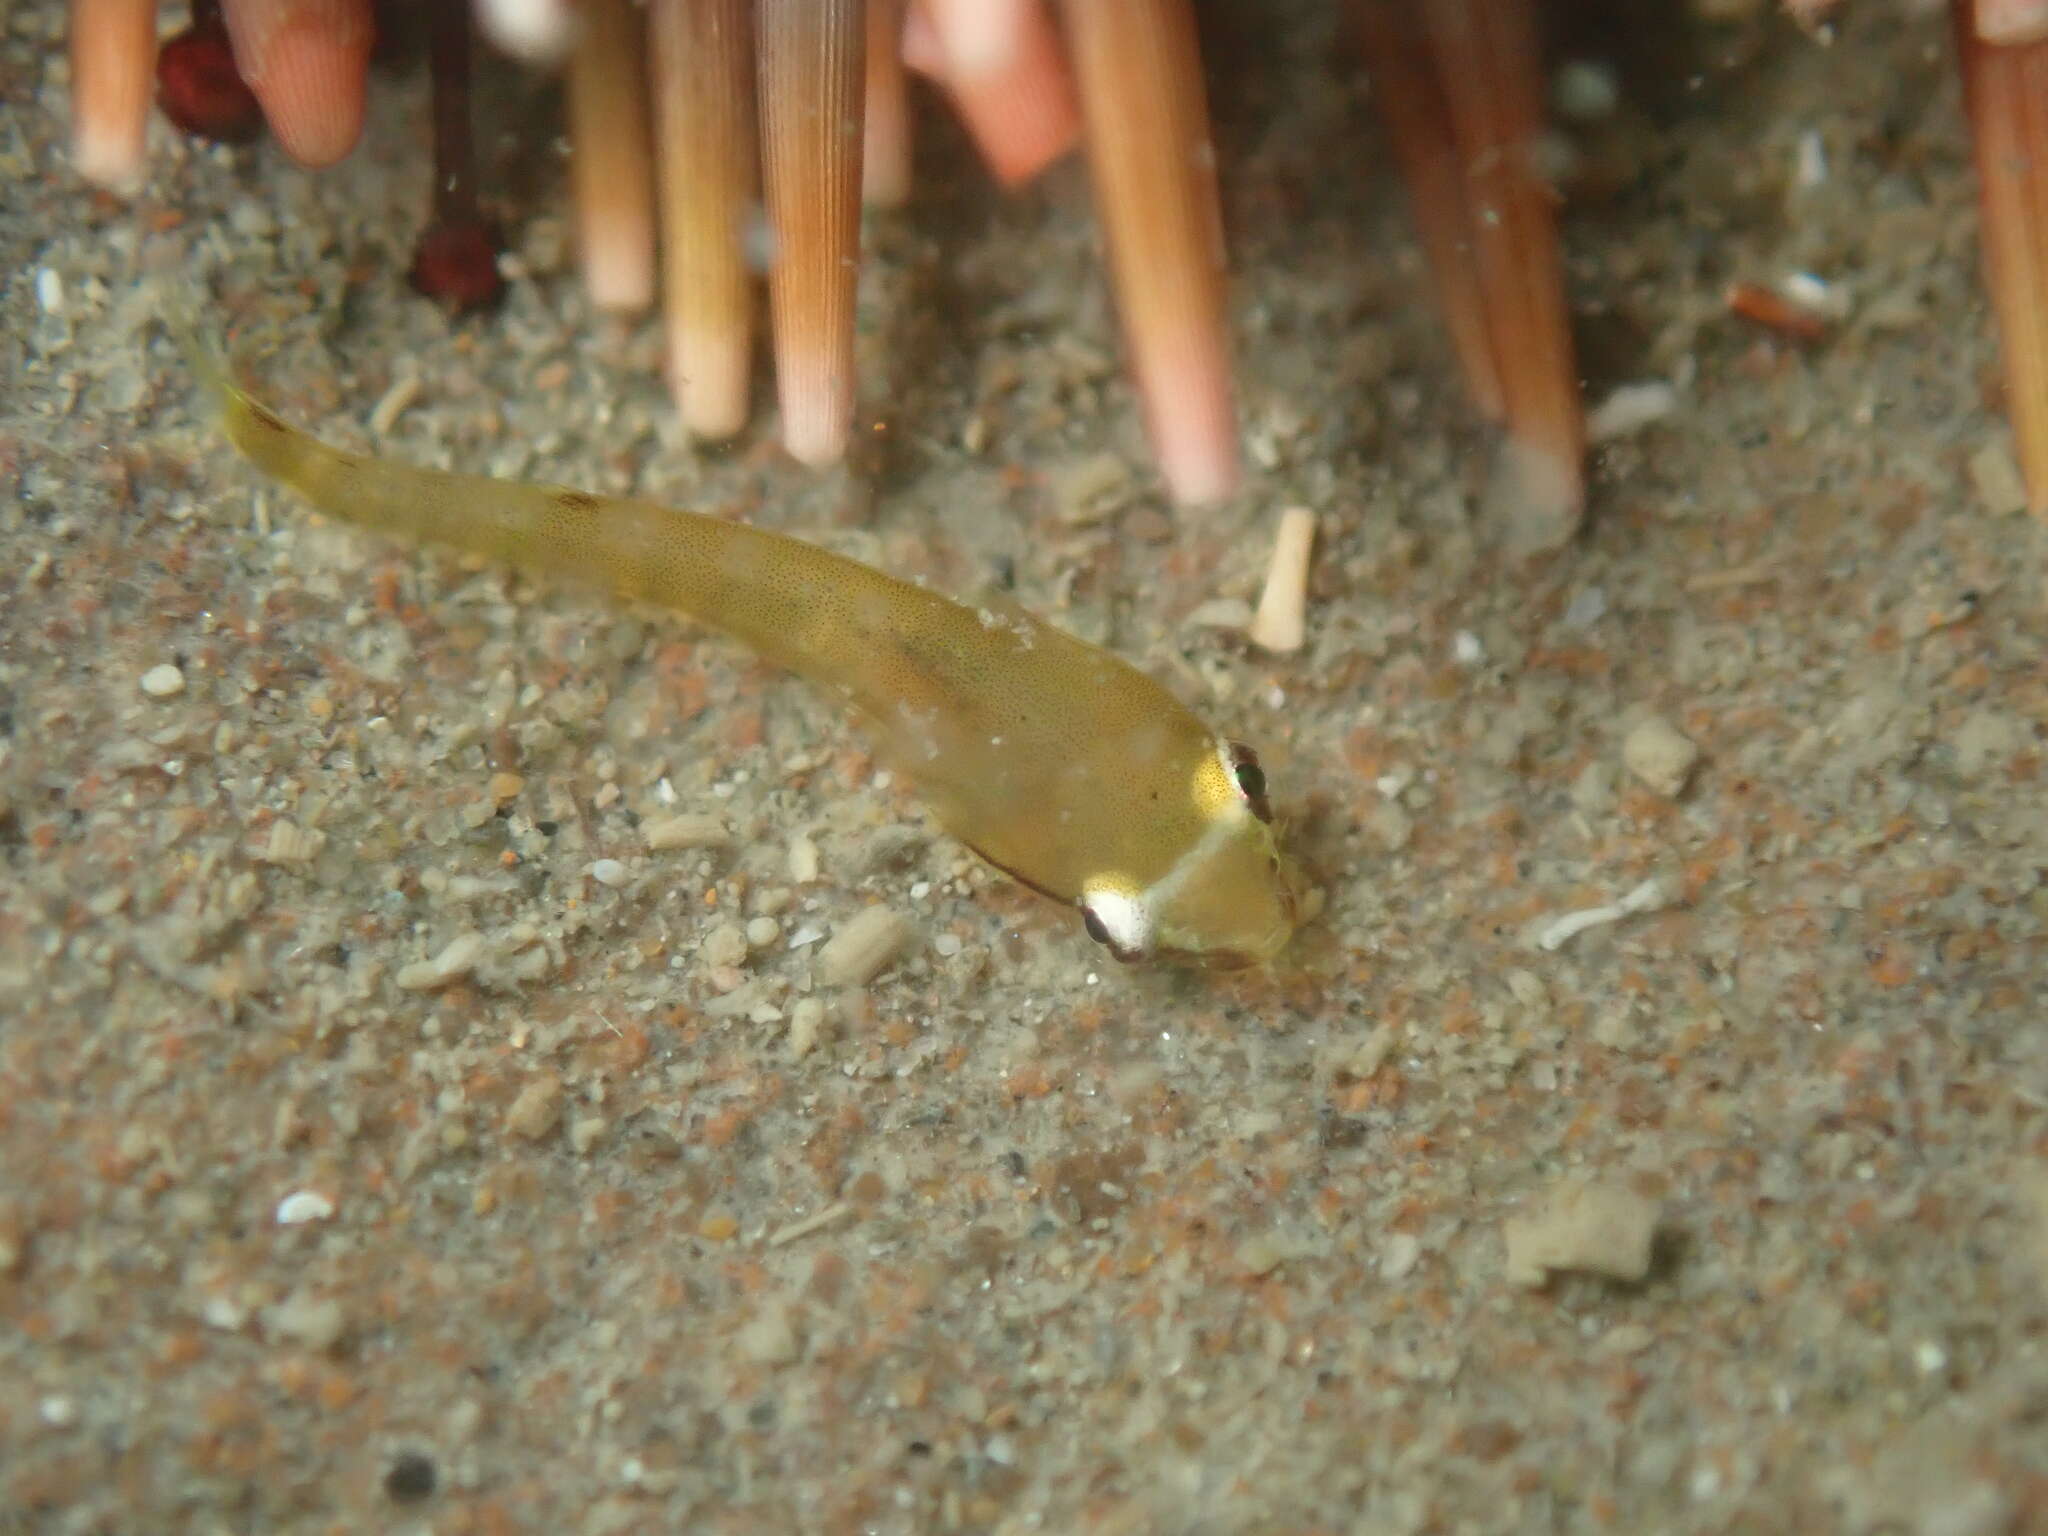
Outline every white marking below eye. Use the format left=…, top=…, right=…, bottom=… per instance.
left=1083, top=887, right=1153, bottom=955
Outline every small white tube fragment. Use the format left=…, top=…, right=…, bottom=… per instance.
left=1536, top=876, right=1673, bottom=952
left=1586, top=381, right=1677, bottom=443
left=1537, top=902, right=1625, bottom=952
left=367, top=374, right=422, bottom=436
left=767, top=1201, right=853, bottom=1248
left=394, top=931, right=487, bottom=990
left=643, top=811, right=731, bottom=851
left=1615, top=877, right=1672, bottom=916
left=1247, top=507, right=1316, bottom=654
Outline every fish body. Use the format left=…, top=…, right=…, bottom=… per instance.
left=179, top=333, right=1298, bottom=965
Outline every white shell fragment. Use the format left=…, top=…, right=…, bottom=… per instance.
left=394, top=931, right=487, bottom=990
left=262, top=1291, right=346, bottom=1350
left=817, top=905, right=914, bottom=986
left=1503, top=1179, right=1660, bottom=1288
left=139, top=664, right=186, bottom=698
left=786, top=997, right=829, bottom=1060
left=1587, top=382, right=1678, bottom=443
left=787, top=834, right=822, bottom=883
left=504, top=1075, right=564, bottom=1141
left=700, top=923, right=750, bottom=968
left=275, top=1189, right=336, bottom=1226
left=1967, top=440, right=2030, bottom=516
left=736, top=1303, right=803, bottom=1365
left=256, top=819, right=327, bottom=866
left=1622, top=716, right=1700, bottom=798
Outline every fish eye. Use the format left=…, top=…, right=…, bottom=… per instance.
left=1225, top=743, right=1273, bottom=823
left=1082, top=908, right=1112, bottom=946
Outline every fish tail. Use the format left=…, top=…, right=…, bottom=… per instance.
left=168, top=315, right=634, bottom=576
left=168, top=324, right=932, bottom=697
left=165, top=312, right=368, bottom=510
left=163, top=310, right=238, bottom=410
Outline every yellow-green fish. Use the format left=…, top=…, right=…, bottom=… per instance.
left=175, top=328, right=1300, bottom=966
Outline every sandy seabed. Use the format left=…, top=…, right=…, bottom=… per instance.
left=3, top=2, right=2046, bottom=1531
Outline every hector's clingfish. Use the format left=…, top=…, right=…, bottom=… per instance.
left=175, top=330, right=1301, bottom=965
